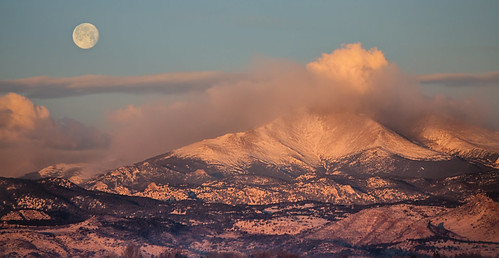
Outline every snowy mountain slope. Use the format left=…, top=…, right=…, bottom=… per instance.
left=328, top=147, right=482, bottom=178
left=21, top=163, right=88, bottom=184
left=415, top=115, right=499, bottom=168
left=431, top=194, right=499, bottom=242
left=308, top=203, right=439, bottom=245
left=152, top=112, right=489, bottom=180
left=307, top=195, right=499, bottom=245
left=20, top=162, right=112, bottom=185
left=172, top=112, right=448, bottom=171
left=83, top=111, right=498, bottom=205
left=4, top=111, right=499, bottom=257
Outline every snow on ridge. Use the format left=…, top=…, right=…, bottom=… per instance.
left=38, top=163, right=86, bottom=176
left=172, top=112, right=447, bottom=169
left=34, top=162, right=114, bottom=184
left=37, top=163, right=87, bottom=184
left=416, top=115, right=499, bottom=167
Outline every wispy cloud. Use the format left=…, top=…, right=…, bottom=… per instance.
left=0, top=71, right=238, bottom=98
left=418, top=71, right=499, bottom=87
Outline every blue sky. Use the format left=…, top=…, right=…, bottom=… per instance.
left=1, top=1, right=499, bottom=175
left=2, top=1, right=499, bottom=127
left=1, top=1, right=499, bottom=80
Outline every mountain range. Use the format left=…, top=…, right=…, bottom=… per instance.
left=2, top=111, right=499, bottom=257
left=84, top=112, right=498, bottom=205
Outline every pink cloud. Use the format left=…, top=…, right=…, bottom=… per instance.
left=1, top=43, right=495, bottom=176
left=0, top=93, right=109, bottom=177
left=307, top=42, right=389, bottom=93
left=102, top=43, right=493, bottom=166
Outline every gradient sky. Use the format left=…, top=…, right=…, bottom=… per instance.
left=1, top=1, right=499, bottom=176
left=2, top=1, right=499, bottom=124
left=2, top=1, right=499, bottom=79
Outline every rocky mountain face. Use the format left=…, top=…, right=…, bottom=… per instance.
left=1, top=177, right=498, bottom=257
left=83, top=112, right=498, bottom=205
left=4, top=111, right=498, bottom=257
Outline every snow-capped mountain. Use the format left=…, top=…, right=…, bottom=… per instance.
left=3, top=111, right=499, bottom=257
left=414, top=115, right=499, bottom=168
left=21, top=163, right=88, bottom=184
left=172, top=112, right=447, bottom=172
left=84, top=111, right=498, bottom=205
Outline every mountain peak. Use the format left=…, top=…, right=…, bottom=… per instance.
left=84, top=111, right=498, bottom=205
left=171, top=112, right=446, bottom=171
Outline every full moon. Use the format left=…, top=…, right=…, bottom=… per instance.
left=72, top=23, right=99, bottom=49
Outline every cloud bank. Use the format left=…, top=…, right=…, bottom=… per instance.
left=105, top=43, right=488, bottom=165
left=0, top=93, right=109, bottom=177
left=1, top=43, right=495, bottom=176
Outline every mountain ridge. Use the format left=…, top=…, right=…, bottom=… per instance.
left=5, top=111, right=499, bottom=257
left=1, top=176, right=498, bottom=257
left=415, top=115, right=499, bottom=168
left=171, top=112, right=449, bottom=169
left=80, top=111, right=498, bottom=205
